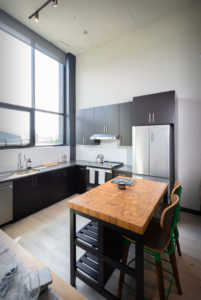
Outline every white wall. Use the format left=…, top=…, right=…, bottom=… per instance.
left=0, top=146, right=70, bottom=172
left=76, top=1, right=201, bottom=210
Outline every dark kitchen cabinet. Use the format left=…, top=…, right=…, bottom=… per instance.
left=119, top=102, right=132, bottom=146
left=76, top=166, right=86, bottom=194
left=94, top=104, right=119, bottom=134
left=133, top=91, right=175, bottom=125
left=51, top=166, right=76, bottom=204
left=76, top=108, right=95, bottom=145
left=13, top=172, right=51, bottom=221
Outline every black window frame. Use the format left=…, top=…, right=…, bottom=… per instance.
left=0, top=30, right=66, bottom=150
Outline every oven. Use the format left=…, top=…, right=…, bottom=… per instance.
left=85, top=161, right=123, bottom=191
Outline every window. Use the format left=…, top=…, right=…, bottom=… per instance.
left=35, top=111, right=63, bottom=146
left=0, top=29, right=65, bottom=148
left=0, top=29, right=32, bottom=107
left=0, top=108, right=30, bottom=146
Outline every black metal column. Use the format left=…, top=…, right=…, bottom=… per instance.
left=70, top=209, right=76, bottom=286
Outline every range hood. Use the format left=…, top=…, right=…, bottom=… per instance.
left=90, top=134, right=119, bottom=140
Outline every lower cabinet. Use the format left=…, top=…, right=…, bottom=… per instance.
left=13, top=166, right=77, bottom=221
left=76, top=166, right=86, bottom=194
left=13, top=172, right=51, bottom=221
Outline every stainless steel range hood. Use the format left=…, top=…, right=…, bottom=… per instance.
left=90, top=134, right=119, bottom=140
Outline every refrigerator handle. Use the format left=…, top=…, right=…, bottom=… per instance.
left=149, top=113, right=151, bottom=123
left=152, top=113, right=155, bottom=123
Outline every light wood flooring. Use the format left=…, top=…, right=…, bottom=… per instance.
left=2, top=196, right=201, bottom=300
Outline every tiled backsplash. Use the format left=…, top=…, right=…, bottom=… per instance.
left=76, top=140, right=132, bottom=165
left=0, top=146, right=70, bottom=172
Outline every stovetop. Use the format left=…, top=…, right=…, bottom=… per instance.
left=87, top=161, right=123, bottom=170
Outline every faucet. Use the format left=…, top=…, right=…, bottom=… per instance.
left=18, top=153, right=27, bottom=171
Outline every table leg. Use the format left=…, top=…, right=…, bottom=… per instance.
left=135, top=237, right=144, bottom=300
left=70, top=209, right=76, bottom=287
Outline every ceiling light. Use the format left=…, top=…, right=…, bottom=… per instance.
left=34, top=12, right=39, bottom=23
left=52, top=0, right=58, bottom=8
left=28, top=0, right=58, bottom=22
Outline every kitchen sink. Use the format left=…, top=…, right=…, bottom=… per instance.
left=12, top=169, right=40, bottom=176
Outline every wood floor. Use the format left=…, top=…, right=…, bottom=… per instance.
left=2, top=196, right=201, bottom=300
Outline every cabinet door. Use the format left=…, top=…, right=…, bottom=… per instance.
left=119, top=102, right=132, bottom=146
left=13, top=177, right=35, bottom=221
left=84, top=108, right=94, bottom=145
left=76, top=109, right=85, bottom=145
left=132, top=95, right=153, bottom=126
left=94, top=104, right=119, bottom=134
left=94, top=106, right=106, bottom=134
left=34, top=173, right=51, bottom=211
left=105, top=104, right=119, bottom=134
left=66, top=166, right=76, bottom=196
left=51, top=169, right=68, bottom=204
left=76, top=166, right=86, bottom=194
left=76, top=108, right=94, bottom=145
left=152, top=91, right=175, bottom=124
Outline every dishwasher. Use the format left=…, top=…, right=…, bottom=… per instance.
left=0, top=181, right=13, bottom=225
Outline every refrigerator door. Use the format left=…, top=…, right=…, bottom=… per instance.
left=132, top=126, right=150, bottom=175
left=150, top=125, right=170, bottom=178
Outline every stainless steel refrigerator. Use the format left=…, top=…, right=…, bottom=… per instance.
left=132, top=125, right=174, bottom=194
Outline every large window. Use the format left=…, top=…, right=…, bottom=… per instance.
left=0, top=29, right=65, bottom=148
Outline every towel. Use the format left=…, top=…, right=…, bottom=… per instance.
left=98, top=170, right=105, bottom=185
left=89, top=169, right=95, bottom=184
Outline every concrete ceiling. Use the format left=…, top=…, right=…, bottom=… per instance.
left=0, top=0, right=196, bottom=55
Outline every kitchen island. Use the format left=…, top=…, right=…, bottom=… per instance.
left=68, top=177, right=168, bottom=300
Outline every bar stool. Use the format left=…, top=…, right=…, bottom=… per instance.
left=154, top=180, right=182, bottom=256
left=118, top=194, right=182, bottom=300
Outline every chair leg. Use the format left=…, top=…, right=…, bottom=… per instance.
left=155, top=254, right=166, bottom=300
left=117, top=241, right=129, bottom=299
left=167, top=243, right=182, bottom=295
left=174, top=227, right=182, bottom=256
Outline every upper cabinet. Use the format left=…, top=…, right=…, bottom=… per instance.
left=76, top=108, right=95, bottom=145
left=94, top=104, right=119, bottom=134
left=119, top=102, right=132, bottom=146
left=132, top=91, right=175, bottom=126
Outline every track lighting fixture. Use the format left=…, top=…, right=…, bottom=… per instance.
left=34, top=12, right=39, bottom=23
left=28, top=0, right=59, bottom=22
left=52, top=0, right=58, bottom=8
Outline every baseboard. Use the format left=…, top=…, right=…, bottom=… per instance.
left=181, top=206, right=201, bottom=216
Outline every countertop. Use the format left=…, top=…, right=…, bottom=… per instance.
left=0, top=160, right=89, bottom=183
left=68, top=177, right=168, bottom=235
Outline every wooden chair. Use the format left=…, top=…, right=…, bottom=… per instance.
left=118, top=195, right=182, bottom=300
left=153, top=180, right=182, bottom=256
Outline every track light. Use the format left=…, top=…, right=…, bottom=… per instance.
left=52, top=0, right=58, bottom=8
left=34, top=12, right=39, bottom=23
left=28, top=0, right=59, bottom=22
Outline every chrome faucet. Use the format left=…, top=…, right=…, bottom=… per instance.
left=18, top=153, right=27, bottom=171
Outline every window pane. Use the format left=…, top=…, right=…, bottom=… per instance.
left=0, top=30, right=32, bottom=107
left=35, top=50, right=63, bottom=113
left=0, top=108, right=30, bottom=146
left=35, top=111, right=63, bottom=146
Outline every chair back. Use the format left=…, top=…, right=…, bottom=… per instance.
left=170, top=180, right=182, bottom=202
left=160, top=195, right=179, bottom=236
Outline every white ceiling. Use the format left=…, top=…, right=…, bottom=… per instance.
left=0, top=0, right=196, bottom=55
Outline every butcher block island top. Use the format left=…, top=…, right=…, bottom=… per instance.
left=68, top=177, right=168, bottom=235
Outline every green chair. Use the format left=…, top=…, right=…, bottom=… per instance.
left=154, top=180, right=182, bottom=256
left=118, top=194, right=182, bottom=300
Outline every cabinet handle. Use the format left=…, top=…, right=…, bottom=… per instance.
left=82, top=137, right=85, bottom=144
left=149, top=113, right=151, bottom=123
left=104, top=125, right=105, bottom=133
left=152, top=113, right=155, bottom=123
left=0, top=185, right=12, bottom=191
left=106, top=125, right=108, bottom=133
left=85, top=137, right=86, bottom=144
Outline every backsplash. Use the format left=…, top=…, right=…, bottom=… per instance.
left=0, top=146, right=70, bottom=172
left=76, top=140, right=132, bottom=165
